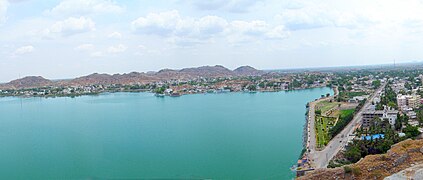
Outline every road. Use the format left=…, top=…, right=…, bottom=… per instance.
left=306, top=83, right=386, bottom=169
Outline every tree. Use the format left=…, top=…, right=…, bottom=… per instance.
left=247, top=84, right=257, bottom=91
left=154, top=87, right=166, bottom=94
left=345, top=145, right=361, bottom=163
left=372, top=80, right=381, bottom=89
left=403, top=125, right=420, bottom=138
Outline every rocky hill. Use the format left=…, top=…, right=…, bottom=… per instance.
left=65, top=72, right=158, bottom=86
left=0, top=76, right=53, bottom=89
left=0, top=65, right=265, bottom=89
left=299, top=139, right=423, bottom=180
left=234, top=66, right=265, bottom=76
left=180, top=65, right=235, bottom=77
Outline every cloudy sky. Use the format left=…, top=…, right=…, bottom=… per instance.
left=1, top=0, right=423, bottom=82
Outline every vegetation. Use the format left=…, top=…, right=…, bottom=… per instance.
left=317, top=101, right=340, bottom=114
left=344, top=118, right=405, bottom=164
left=372, top=80, right=381, bottom=89
left=377, top=85, right=397, bottom=109
left=337, top=91, right=367, bottom=102
left=154, top=86, right=166, bottom=94
left=328, top=109, right=355, bottom=139
left=403, top=125, right=420, bottom=138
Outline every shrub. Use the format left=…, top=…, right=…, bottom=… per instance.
left=352, top=167, right=361, bottom=176
left=344, top=166, right=352, bottom=174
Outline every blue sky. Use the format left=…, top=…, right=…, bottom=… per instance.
left=1, top=0, right=423, bottom=82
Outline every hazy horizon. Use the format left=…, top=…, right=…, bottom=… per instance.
left=2, top=60, right=421, bottom=83
left=2, top=0, right=423, bottom=82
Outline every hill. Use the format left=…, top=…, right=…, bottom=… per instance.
left=299, top=139, right=423, bottom=180
left=234, top=65, right=264, bottom=76
left=0, top=76, right=52, bottom=89
left=0, top=65, right=264, bottom=89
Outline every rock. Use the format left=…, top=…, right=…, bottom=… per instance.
left=385, top=164, right=423, bottom=180
left=414, top=169, right=423, bottom=179
left=392, top=154, right=408, bottom=167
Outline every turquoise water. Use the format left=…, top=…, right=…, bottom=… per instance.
left=0, top=88, right=331, bottom=179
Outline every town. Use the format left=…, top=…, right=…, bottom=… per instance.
left=0, top=70, right=330, bottom=98
left=296, top=66, right=423, bottom=178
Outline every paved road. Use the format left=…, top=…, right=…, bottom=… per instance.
left=304, top=87, right=337, bottom=167
left=307, top=84, right=386, bottom=169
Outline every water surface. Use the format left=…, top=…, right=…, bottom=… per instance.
left=0, top=88, right=331, bottom=179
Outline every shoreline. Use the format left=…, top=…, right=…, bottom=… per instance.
left=295, top=86, right=337, bottom=176
left=0, top=86, right=330, bottom=99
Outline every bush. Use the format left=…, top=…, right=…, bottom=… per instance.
left=352, top=167, right=361, bottom=176
left=343, top=166, right=352, bottom=173
left=403, top=125, right=420, bottom=138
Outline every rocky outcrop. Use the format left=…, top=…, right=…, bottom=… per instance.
left=299, top=139, right=423, bottom=180
left=66, top=72, right=158, bottom=86
left=233, top=65, right=264, bottom=76
left=385, top=164, right=423, bottom=180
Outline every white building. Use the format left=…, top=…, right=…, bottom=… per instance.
left=362, top=106, right=398, bottom=127
left=397, top=94, right=421, bottom=110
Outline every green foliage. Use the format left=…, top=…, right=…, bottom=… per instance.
left=329, top=109, right=354, bottom=138
left=343, top=166, right=352, bottom=174
left=345, top=145, right=361, bottom=162
left=403, top=125, right=420, bottom=138
left=379, top=86, right=397, bottom=109
left=154, top=86, right=166, bottom=94
left=352, top=166, right=361, bottom=175
left=417, top=109, right=423, bottom=126
left=372, top=80, right=381, bottom=89
left=345, top=121, right=401, bottom=164
left=247, top=84, right=257, bottom=91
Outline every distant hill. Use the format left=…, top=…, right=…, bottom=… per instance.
left=179, top=65, right=235, bottom=77
left=0, top=76, right=52, bottom=89
left=65, top=72, right=159, bottom=86
left=234, top=66, right=265, bottom=76
left=0, top=65, right=264, bottom=89
left=155, top=65, right=260, bottom=79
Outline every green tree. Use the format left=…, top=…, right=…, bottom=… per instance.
left=345, top=145, right=361, bottom=163
left=403, top=125, right=420, bottom=138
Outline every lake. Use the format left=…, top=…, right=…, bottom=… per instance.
left=0, top=88, right=332, bottom=179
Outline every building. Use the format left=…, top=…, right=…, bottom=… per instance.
left=362, top=107, right=398, bottom=127
left=397, top=94, right=421, bottom=110
left=397, top=95, right=407, bottom=108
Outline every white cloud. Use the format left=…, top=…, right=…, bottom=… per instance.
left=90, top=51, right=103, bottom=57
left=0, top=0, right=8, bottom=24
left=132, top=11, right=228, bottom=38
left=107, top=44, right=127, bottom=53
left=13, top=45, right=34, bottom=55
left=43, top=16, right=95, bottom=37
left=132, top=10, right=287, bottom=45
left=132, top=10, right=186, bottom=36
left=75, top=43, right=95, bottom=51
left=188, top=0, right=263, bottom=13
left=108, top=31, right=122, bottom=38
left=46, top=0, right=124, bottom=16
left=197, top=16, right=228, bottom=36
left=138, top=45, right=146, bottom=50
left=228, top=20, right=288, bottom=43
left=275, top=3, right=375, bottom=31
